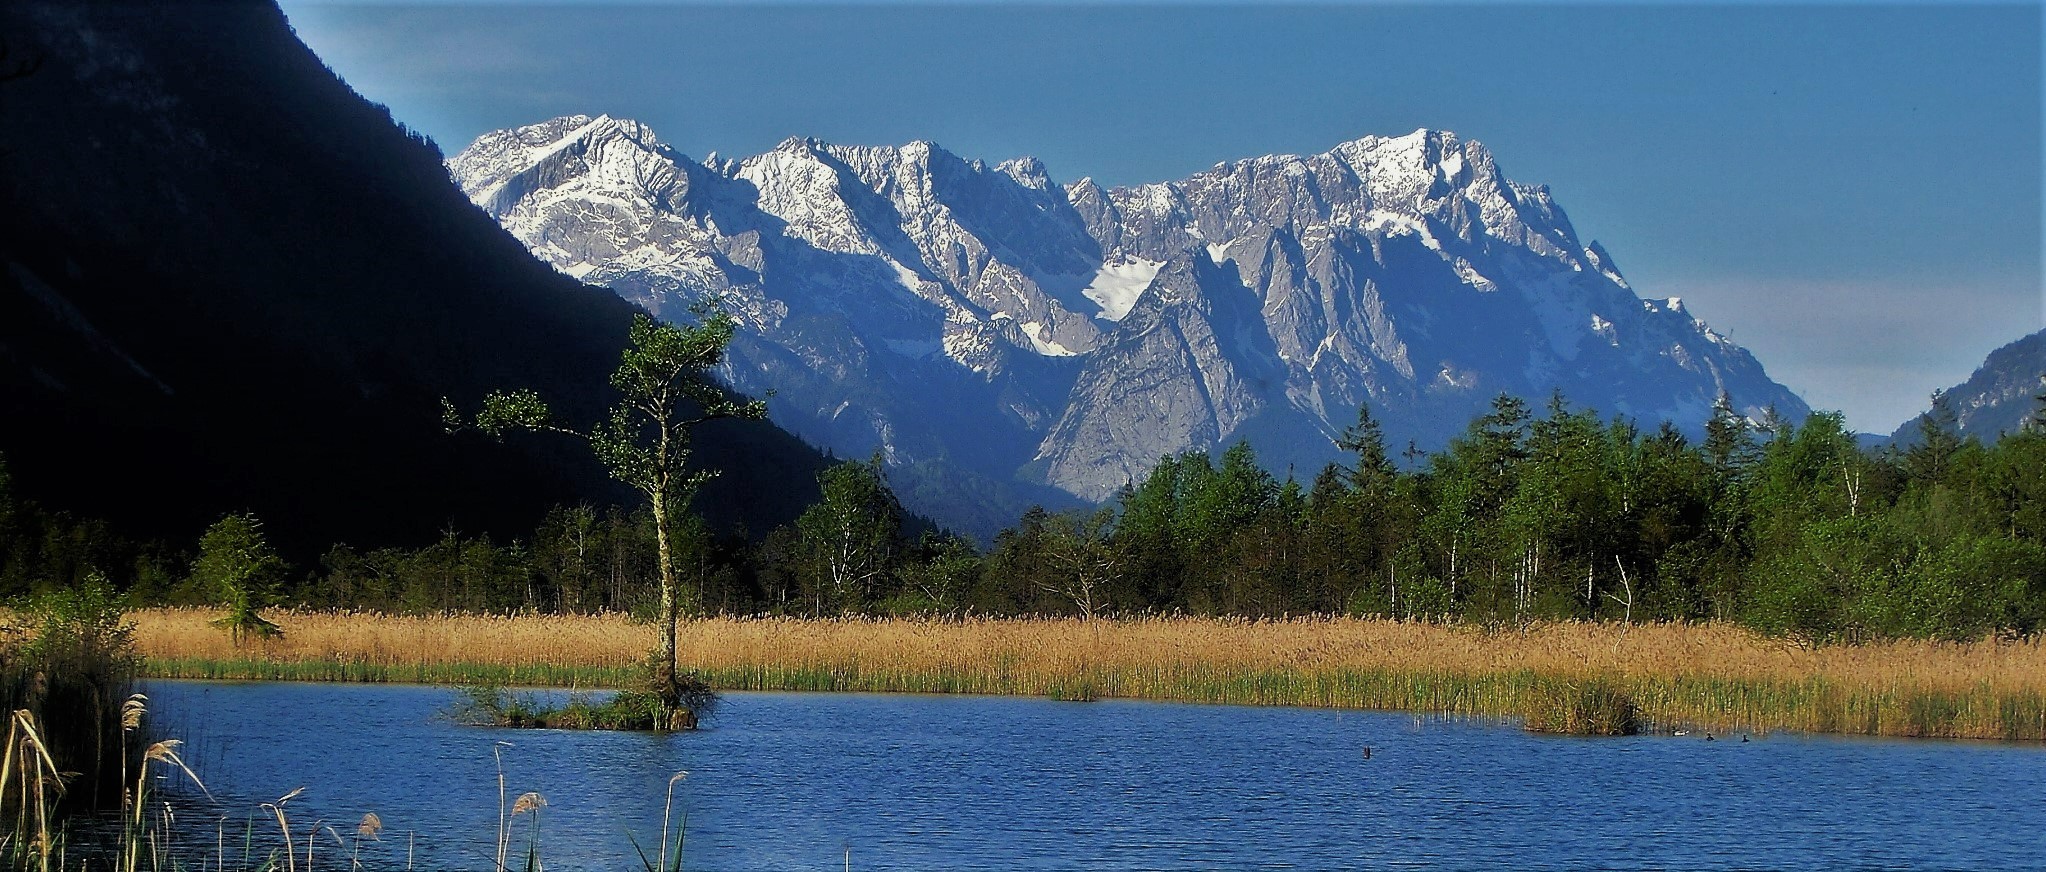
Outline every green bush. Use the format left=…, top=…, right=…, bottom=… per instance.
left=3, top=576, right=140, bottom=812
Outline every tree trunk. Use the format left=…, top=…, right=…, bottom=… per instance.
left=651, top=484, right=680, bottom=730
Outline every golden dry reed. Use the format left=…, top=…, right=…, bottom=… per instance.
left=132, top=609, right=2046, bottom=741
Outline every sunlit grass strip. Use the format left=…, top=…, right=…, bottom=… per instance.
left=131, top=609, right=2046, bottom=741
left=142, top=657, right=644, bottom=687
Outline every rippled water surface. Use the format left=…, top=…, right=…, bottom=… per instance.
left=145, top=681, right=2046, bottom=870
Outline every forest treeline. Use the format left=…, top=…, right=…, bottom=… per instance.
left=5, top=390, right=2046, bottom=644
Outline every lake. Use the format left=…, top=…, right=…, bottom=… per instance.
left=143, top=681, right=2045, bottom=870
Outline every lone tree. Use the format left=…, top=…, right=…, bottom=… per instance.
left=451, top=305, right=763, bottom=728
left=194, top=513, right=285, bottom=644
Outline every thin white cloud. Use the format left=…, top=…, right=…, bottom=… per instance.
left=282, top=4, right=568, bottom=82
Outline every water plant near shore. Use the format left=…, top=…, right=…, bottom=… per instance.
left=0, top=582, right=152, bottom=869
left=450, top=648, right=718, bottom=732
left=4, top=582, right=142, bottom=813
left=1521, top=678, right=1641, bottom=736
left=61, top=736, right=696, bottom=872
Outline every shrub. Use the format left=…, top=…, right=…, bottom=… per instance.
left=1522, top=678, right=1641, bottom=736
left=2, top=576, right=141, bottom=811
left=452, top=684, right=710, bottom=731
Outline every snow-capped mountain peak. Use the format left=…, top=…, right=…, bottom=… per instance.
left=451, top=118, right=1809, bottom=526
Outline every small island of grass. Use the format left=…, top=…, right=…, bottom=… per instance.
left=453, top=681, right=715, bottom=731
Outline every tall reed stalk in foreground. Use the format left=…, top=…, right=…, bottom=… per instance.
left=263, top=788, right=306, bottom=872
left=123, top=740, right=206, bottom=872
left=510, top=792, right=545, bottom=872
left=1, top=709, right=66, bottom=871
left=627, top=771, right=689, bottom=872
left=492, top=742, right=513, bottom=872
left=353, top=811, right=383, bottom=870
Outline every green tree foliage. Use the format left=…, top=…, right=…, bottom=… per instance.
left=1904, top=390, right=1967, bottom=486
left=1033, top=507, right=1124, bottom=621
left=22, top=387, right=2046, bottom=649
left=23, top=573, right=135, bottom=671
left=261, top=385, right=2044, bottom=644
left=1336, top=403, right=1397, bottom=491
left=792, top=457, right=905, bottom=615
left=889, top=532, right=980, bottom=615
left=2031, top=377, right=2046, bottom=433
left=0, top=453, right=176, bottom=601
left=193, top=513, right=285, bottom=644
left=1306, top=404, right=1421, bottom=619
left=1703, top=390, right=1759, bottom=476
left=5, top=575, right=139, bottom=810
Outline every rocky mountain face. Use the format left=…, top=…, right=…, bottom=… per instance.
left=1892, top=329, right=2045, bottom=444
left=452, top=117, right=1809, bottom=531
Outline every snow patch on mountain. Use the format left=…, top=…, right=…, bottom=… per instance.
left=1076, top=257, right=1163, bottom=321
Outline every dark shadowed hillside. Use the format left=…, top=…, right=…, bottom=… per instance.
left=0, top=1, right=827, bottom=555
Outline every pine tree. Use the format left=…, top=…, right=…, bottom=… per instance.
left=1905, top=390, right=1964, bottom=485
left=195, top=513, right=285, bottom=644
left=2031, top=375, right=2046, bottom=433
left=1335, top=403, right=1396, bottom=491
left=1703, top=390, right=1758, bottom=475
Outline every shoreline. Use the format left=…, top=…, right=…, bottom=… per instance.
left=131, top=609, right=2046, bottom=742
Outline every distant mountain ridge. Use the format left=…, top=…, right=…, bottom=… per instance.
left=1892, top=329, right=2045, bottom=444
left=452, top=115, right=1810, bottom=533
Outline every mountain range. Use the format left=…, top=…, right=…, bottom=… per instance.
left=452, top=116, right=1810, bottom=535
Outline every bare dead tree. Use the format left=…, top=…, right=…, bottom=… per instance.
left=1038, top=508, right=1124, bottom=622
left=1605, top=556, right=1636, bottom=629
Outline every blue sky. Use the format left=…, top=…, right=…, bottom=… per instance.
left=281, top=1, right=2042, bottom=434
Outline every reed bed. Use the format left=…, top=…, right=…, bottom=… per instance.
left=131, top=609, right=2046, bottom=741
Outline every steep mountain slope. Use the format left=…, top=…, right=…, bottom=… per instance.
left=0, top=3, right=827, bottom=554
left=1047, top=132, right=1806, bottom=495
left=1892, top=329, right=2045, bottom=443
left=450, top=118, right=1092, bottom=529
left=455, top=117, right=1808, bottom=519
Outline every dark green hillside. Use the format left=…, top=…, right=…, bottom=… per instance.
left=0, top=1, right=827, bottom=554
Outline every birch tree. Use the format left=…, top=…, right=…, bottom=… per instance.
left=794, top=457, right=903, bottom=614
